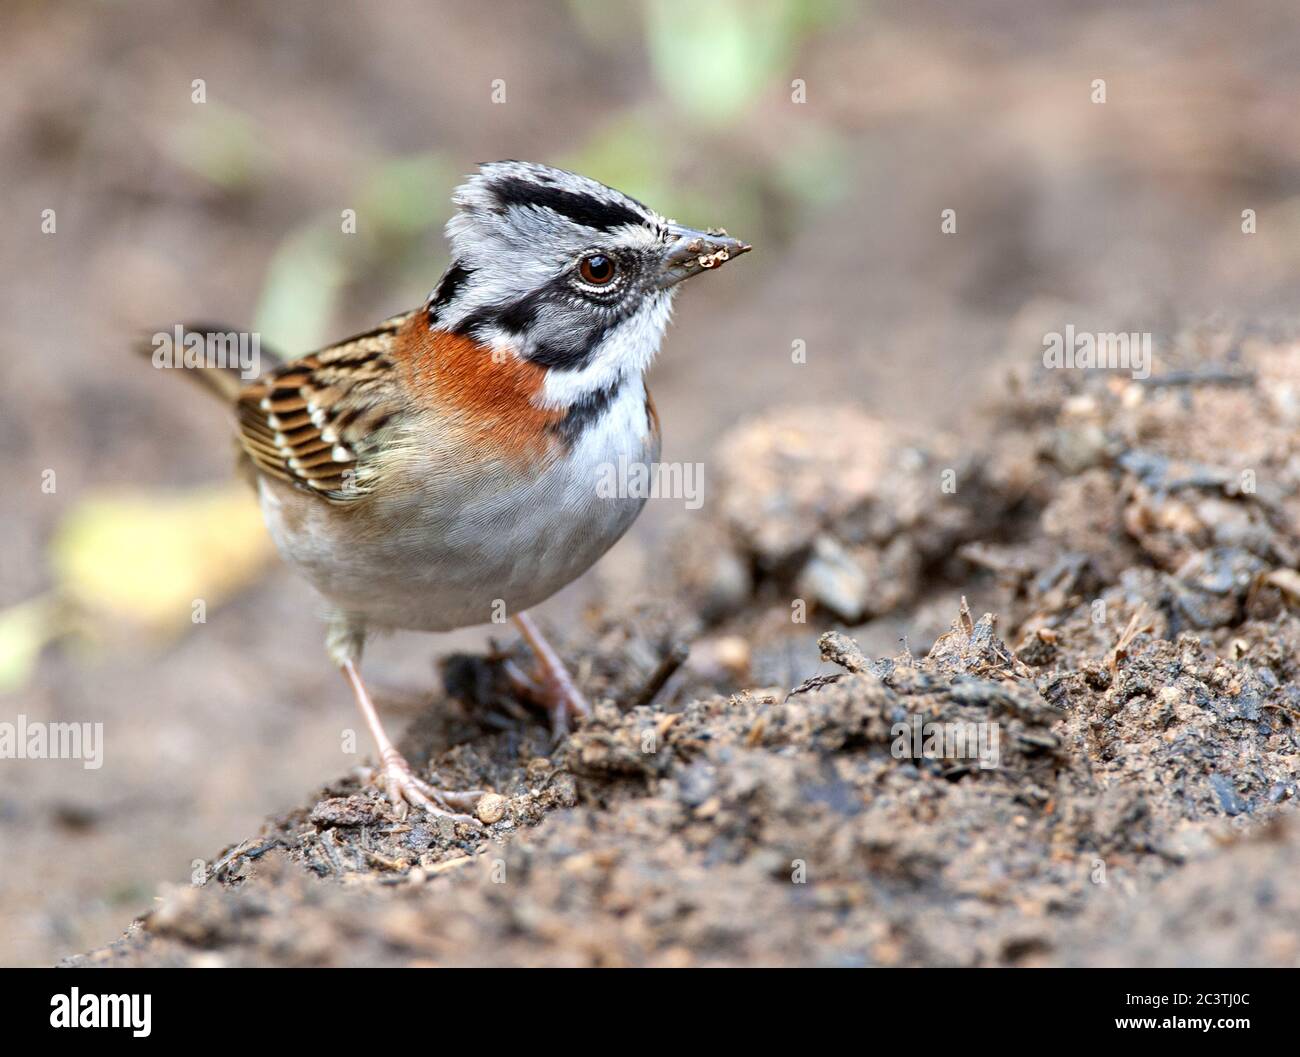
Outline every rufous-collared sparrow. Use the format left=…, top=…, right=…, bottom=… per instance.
left=148, top=161, right=749, bottom=821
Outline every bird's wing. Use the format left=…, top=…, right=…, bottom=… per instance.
left=236, top=311, right=417, bottom=503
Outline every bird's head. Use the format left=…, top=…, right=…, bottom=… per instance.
left=427, top=160, right=750, bottom=408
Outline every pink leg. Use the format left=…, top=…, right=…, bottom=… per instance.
left=341, top=659, right=484, bottom=822
left=511, top=612, right=590, bottom=738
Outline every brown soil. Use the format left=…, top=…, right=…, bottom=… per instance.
left=67, top=327, right=1300, bottom=967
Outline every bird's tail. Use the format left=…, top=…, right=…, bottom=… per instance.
left=135, top=323, right=283, bottom=403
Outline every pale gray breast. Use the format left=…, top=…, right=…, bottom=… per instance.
left=258, top=379, right=659, bottom=632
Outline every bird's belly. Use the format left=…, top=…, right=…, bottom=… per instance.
left=259, top=407, right=657, bottom=632
left=355, top=475, right=645, bottom=630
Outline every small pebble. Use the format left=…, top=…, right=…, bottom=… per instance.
left=476, top=793, right=508, bottom=825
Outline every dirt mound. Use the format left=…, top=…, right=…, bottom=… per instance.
left=68, top=328, right=1300, bottom=967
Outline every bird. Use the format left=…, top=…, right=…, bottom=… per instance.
left=145, top=160, right=750, bottom=822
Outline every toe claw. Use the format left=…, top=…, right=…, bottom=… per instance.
left=374, top=752, right=484, bottom=825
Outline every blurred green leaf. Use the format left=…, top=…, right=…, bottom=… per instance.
left=254, top=224, right=347, bottom=353
left=567, top=110, right=764, bottom=233
left=643, top=0, right=845, bottom=125
left=168, top=102, right=266, bottom=191
left=255, top=154, right=455, bottom=351
left=564, top=111, right=675, bottom=211
left=770, top=124, right=852, bottom=208
left=357, top=153, right=455, bottom=238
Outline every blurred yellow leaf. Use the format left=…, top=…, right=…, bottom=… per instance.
left=0, top=596, right=60, bottom=694
left=50, top=485, right=274, bottom=631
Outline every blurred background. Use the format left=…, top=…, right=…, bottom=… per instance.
left=3, top=0, right=1300, bottom=967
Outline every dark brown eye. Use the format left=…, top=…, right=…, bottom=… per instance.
left=578, top=253, right=616, bottom=285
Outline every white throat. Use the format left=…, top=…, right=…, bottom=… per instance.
left=537, top=290, right=675, bottom=409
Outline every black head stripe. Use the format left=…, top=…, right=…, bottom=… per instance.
left=490, top=176, right=647, bottom=233
left=453, top=296, right=609, bottom=373
left=548, top=381, right=623, bottom=446
left=452, top=275, right=619, bottom=372
left=450, top=286, right=546, bottom=344
left=492, top=286, right=547, bottom=334
left=427, top=262, right=473, bottom=326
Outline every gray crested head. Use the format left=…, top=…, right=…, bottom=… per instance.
left=427, top=160, right=749, bottom=409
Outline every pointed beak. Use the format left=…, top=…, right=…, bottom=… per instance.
left=657, top=224, right=752, bottom=288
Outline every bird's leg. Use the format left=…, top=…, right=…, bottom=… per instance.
left=340, top=661, right=483, bottom=821
left=511, top=612, right=590, bottom=738
left=329, top=616, right=484, bottom=822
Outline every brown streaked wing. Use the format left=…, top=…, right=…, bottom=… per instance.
left=236, top=311, right=416, bottom=502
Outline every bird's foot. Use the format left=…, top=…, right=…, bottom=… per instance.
left=538, top=668, right=590, bottom=740
left=502, top=661, right=590, bottom=739
left=372, top=748, right=485, bottom=824
left=341, top=657, right=487, bottom=824
left=508, top=613, right=591, bottom=740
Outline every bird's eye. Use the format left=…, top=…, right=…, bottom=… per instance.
left=578, top=253, right=617, bottom=286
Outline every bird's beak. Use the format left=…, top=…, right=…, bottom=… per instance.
left=657, top=224, right=752, bottom=288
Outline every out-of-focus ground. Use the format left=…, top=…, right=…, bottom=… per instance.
left=3, top=0, right=1300, bottom=966
left=69, top=325, right=1300, bottom=966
